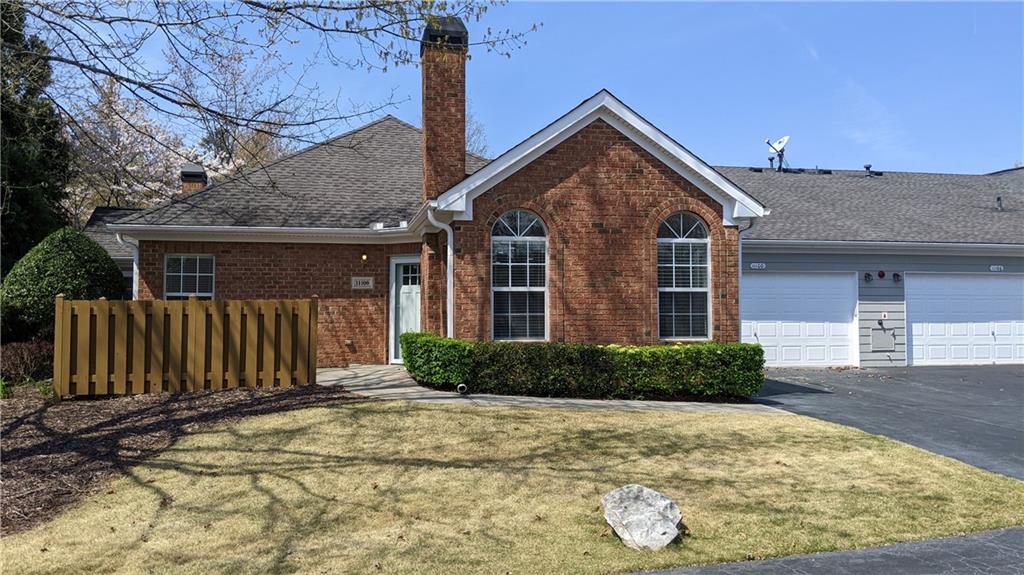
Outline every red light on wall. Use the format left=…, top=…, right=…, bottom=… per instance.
left=877, top=270, right=886, bottom=279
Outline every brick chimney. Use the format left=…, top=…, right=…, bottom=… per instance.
left=180, top=163, right=208, bottom=195
left=421, top=16, right=468, bottom=202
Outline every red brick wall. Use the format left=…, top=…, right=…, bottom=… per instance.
left=452, top=119, right=740, bottom=344
left=421, top=45, right=466, bottom=202
left=136, top=241, right=421, bottom=367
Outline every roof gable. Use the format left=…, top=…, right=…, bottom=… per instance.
left=435, top=90, right=766, bottom=224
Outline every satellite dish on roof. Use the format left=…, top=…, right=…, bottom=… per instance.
left=767, top=136, right=790, bottom=155
left=766, top=136, right=790, bottom=172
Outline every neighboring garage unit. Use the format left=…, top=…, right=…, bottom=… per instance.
left=741, top=272, right=858, bottom=367
left=724, top=164, right=1023, bottom=368
left=906, top=273, right=1024, bottom=365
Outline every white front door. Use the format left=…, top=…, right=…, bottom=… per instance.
left=906, top=273, right=1024, bottom=365
left=389, top=257, right=422, bottom=363
left=741, top=272, right=859, bottom=367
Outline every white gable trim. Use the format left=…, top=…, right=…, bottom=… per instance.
left=436, top=90, right=766, bottom=225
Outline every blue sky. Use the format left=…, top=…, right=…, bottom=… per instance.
left=296, top=3, right=1022, bottom=174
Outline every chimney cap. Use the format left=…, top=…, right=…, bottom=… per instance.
left=180, top=162, right=207, bottom=183
left=421, top=16, right=468, bottom=54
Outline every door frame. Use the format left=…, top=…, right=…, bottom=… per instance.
left=740, top=271, right=860, bottom=367
left=388, top=255, right=422, bottom=364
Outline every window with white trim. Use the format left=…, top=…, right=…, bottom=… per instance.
left=491, top=210, right=547, bottom=340
left=657, top=213, right=709, bottom=339
left=164, top=255, right=215, bottom=300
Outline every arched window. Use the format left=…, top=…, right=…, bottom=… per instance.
left=491, top=210, right=547, bottom=340
left=657, top=212, right=710, bottom=339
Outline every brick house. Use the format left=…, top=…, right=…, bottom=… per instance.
left=111, top=17, right=1023, bottom=368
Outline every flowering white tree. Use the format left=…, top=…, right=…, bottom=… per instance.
left=64, top=78, right=190, bottom=227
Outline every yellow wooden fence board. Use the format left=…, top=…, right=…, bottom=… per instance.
left=309, top=297, right=319, bottom=385
left=227, top=300, right=241, bottom=389
left=130, top=301, right=146, bottom=394
left=191, top=298, right=208, bottom=392
left=210, top=301, right=225, bottom=390
left=112, top=301, right=127, bottom=395
left=295, top=299, right=310, bottom=386
left=94, top=300, right=110, bottom=394
left=277, top=301, right=294, bottom=387
left=73, top=302, right=91, bottom=396
left=52, top=296, right=66, bottom=396
left=150, top=301, right=165, bottom=392
left=168, top=303, right=183, bottom=393
left=259, top=301, right=276, bottom=387
left=243, top=301, right=258, bottom=387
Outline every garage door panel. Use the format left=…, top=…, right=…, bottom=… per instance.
left=806, top=323, right=826, bottom=337
left=907, top=274, right=1024, bottom=366
left=741, top=273, right=856, bottom=367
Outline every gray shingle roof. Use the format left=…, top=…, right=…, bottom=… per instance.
left=719, top=166, right=1023, bottom=245
left=118, top=116, right=489, bottom=228
left=117, top=113, right=1022, bottom=246
left=83, top=206, right=142, bottom=258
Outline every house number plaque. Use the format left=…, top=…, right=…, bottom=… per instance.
left=351, top=277, right=374, bottom=290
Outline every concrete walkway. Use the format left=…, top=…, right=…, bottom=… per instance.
left=317, top=365, right=788, bottom=414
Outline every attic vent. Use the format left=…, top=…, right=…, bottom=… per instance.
left=815, top=169, right=832, bottom=175
left=748, top=167, right=763, bottom=173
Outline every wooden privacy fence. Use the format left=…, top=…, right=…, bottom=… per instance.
left=53, top=295, right=318, bottom=397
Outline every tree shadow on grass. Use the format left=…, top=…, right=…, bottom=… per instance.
left=68, top=402, right=984, bottom=575
left=0, top=383, right=361, bottom=536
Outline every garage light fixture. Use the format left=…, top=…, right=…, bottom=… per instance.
left=863, top=272, right=873, bottom=283
left=893, top=273, right=902, bottom=283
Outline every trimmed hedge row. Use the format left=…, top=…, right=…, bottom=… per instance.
left=400, top=333, right=765, bottom=399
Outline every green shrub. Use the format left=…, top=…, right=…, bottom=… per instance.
left=680, top=342, right=766, bottom=397
left=1, top=227, right=125, bottom=341
left=400, top=332, right=475, bottom=390
left=0, top=378, right=9, bottom=399
left=399, top=333, right=765, bottom=399
left=473, top=341, right=617, bottom=398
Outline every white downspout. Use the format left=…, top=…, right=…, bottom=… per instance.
left=426, top=205, right=455, bottom=338
left=115, top=232, right=140, bottom=301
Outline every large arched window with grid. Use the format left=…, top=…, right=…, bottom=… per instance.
left=491, top=210, right=547, bottom=340
left=657, top=212, right=710, bottom=339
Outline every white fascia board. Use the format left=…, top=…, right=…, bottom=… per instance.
left=110, top=201, right=433, bottom=245
left=108, top=223, right=423, bottom=245
left=742, top=239, right=1024, bottom=256
left=435, top=90, right=766, bottom=223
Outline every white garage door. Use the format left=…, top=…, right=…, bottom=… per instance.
left=741, top=273, right=858, bottom=367
left=906, top=274, right=1024, bottom=365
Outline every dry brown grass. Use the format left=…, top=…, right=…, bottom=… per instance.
left=3, top=401, right=1022, bottom=574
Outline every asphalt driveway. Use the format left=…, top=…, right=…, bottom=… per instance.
left=756, top=365, right=1024, bottom=479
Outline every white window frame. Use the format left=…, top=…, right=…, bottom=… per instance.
left=657, top=215, right=712, bottom=341
left=163, top=254, right=216, bottom=300
left=491, top=210, right=548, bottom=341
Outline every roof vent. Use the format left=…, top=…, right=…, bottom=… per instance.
left=863, top=164, right=883, bottom=177
left=748, top=167, right=764, bottom=173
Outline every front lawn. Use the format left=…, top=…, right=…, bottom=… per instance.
left=3, top=401, right=1022, bottom=574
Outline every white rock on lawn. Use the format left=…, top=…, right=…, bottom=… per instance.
left=601, top=484, right=683, bottom=551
